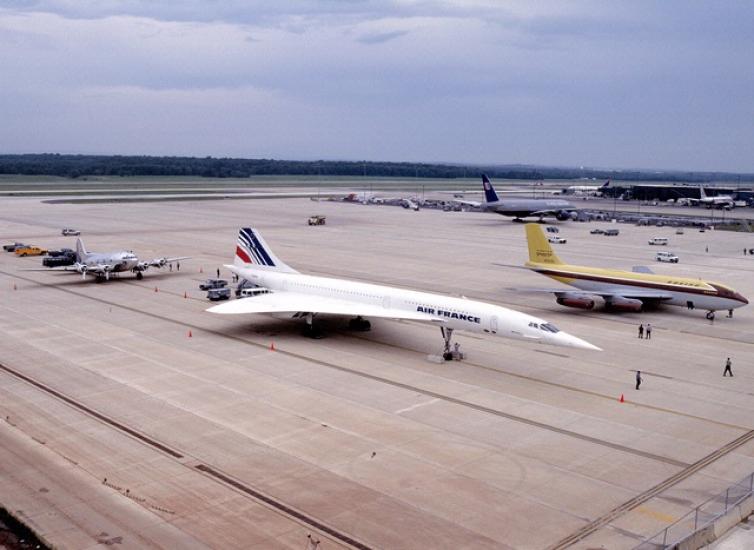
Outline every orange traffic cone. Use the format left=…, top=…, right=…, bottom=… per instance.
left=188, top=330, right=192, bottom=338
left=270, top=342, right=276, bottom=351
left=619, top=394, right=625, bottom=403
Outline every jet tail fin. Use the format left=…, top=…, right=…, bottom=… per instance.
left=524, top=224, right=563, bottom=265
left=481, top=174, right=500, bottom=203
left=699, top=186, right=707, bottom=199
left=234, top=228, right=298, bottom=273
left=75, top=238, right=87, bottom=261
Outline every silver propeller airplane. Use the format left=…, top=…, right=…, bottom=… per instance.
left=32, top=238, right=189, bottom=281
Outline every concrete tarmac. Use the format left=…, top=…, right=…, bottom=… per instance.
left=1, top=194, right=754, bottom=549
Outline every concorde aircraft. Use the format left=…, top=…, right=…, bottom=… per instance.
left=32, top=238, right=189, bottom=281
left=520, top=224, right=748, bottom=318
left=207, top=228, right=600, bottom=359
left=457, top=175, right=578, bottom=221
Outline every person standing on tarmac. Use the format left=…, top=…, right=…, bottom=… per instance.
left=638, top=324, right=644, bottom=339
left=645, top=323, right=652, bottom=340
left=636, top=370, right=642, bottom=390
left=724, top=358, right=733, bottom=377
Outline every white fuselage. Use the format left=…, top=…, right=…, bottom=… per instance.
left=80, top=251, right=139, bottom=273
left=233, top=265, right=597, bottom=350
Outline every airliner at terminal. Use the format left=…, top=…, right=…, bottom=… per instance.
left=208, top=228, right=600, bottom=358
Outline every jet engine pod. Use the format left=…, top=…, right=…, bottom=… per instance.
left=556, top=293, right=595, bottom=310
left=607, top=296, right=643, bottom=312
left=556, top=210, right=578, bottom=221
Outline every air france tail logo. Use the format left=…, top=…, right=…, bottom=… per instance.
left=483, top=181, right=491, bottom=191
left=237, top=228, right=276, bottom=266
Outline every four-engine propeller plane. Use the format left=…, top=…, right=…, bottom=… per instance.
left=30, top=238, right=189, bottom=281
left=207, top=227, right=600, bottom=358
left=522, top=224, right=748, bottom=317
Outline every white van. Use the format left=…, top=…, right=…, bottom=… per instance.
left=239, top=287, right=271, bottom=298
left=648, top=237, right=669, bottom=245
left=656, top=251, right=679, bottom=263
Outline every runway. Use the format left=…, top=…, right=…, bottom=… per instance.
left=1, top=190, right=754, bottom=548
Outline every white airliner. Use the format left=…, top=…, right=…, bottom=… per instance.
left=207, top=228, right=600, bottom=358
left=690, top=185, right=735, bottom=209
left=565, top=180, right=611, bottom=196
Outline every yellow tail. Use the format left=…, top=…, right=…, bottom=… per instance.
left=525, top=224, right=563, bottom=265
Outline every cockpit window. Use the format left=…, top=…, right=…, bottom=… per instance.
left=528, top=322, right=539, bottom=328
left=540, top=323, right=560, bottom=333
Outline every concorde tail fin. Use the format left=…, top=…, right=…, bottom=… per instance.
left=234, top=228, right=298, bottom=273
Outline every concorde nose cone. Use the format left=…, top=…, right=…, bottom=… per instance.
left=559, top=332, right=602, bottom=351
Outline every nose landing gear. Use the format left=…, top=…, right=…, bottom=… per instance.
left=441, top=327, right=454, bottom=361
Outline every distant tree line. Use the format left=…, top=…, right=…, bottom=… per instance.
left=0, top=154, right=750, bottom=183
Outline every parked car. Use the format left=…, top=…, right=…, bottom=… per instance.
left=548, top=236, right=567, bottom=244
left=546, top=226, right=559, bottom=233
left=308, top=215, right=326, bottom=226
left=199, top=279, right=228, bottom=291
left=207, top=286, right=230, bottom=302
left=47, top=248, right=75, bottom=258
left=676, top=228, right=685, bottom=235
left=3, top=242, right=27, bottom=252
left=603, top=229, right=620, bottom=236
left=14, top=246, right=47, bottom=257
left=207, top=287, right=231, bottom=301
left=656, top=251, right=679, bottom=263
left=590, top=228, right=604, bottom=234
left=61, top=228, right=81, bottom=236
left=648, top=237, right=669, bottom=245
left=43, top=255, right=76, bottom=267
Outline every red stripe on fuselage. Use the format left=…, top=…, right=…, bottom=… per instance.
left=236, top=246, right=252, bottom=264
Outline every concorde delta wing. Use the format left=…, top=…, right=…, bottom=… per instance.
left=207, top=291, right=444, bottom=323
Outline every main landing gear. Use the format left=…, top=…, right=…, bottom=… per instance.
left=348, top=316, right=371, bottom=332
left=136, top=271, right=144, bottom=280
left=441, top=327, right=454, bottom=361
left=706, top=311, right=716, bottom=321
left=303, top=312, right=324, bottom=339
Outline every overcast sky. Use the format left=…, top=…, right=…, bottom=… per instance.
left=1, top=1, right=752, bottom=172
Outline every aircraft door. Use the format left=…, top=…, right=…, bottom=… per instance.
left=489, top=315, right=498, bottom=334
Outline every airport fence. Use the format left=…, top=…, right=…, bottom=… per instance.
left=633, top=472, right=754, bottom=549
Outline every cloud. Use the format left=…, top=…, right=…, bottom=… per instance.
left=0, top=2, right=753, bottom=171
left=356, top=29, right=409, bottom=44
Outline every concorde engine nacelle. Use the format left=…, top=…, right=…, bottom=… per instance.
left=556, top=293, right=596, bottom=310
left=607, top=296, right=643, bottom=312
left=556, top=210, right=578, bottom=221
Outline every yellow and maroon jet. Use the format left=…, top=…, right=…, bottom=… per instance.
left=523, top=224, right=748, bottom=317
